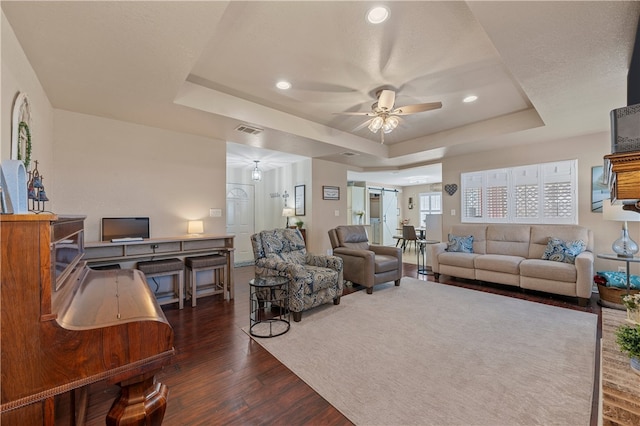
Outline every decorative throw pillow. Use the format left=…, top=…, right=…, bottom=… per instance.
left=446, top=234, right=474, bottom=253
left=541, top=237, right=586, bottom=264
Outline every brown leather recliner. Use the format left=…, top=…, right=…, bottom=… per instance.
left=328, top=225, right=402, bottom=294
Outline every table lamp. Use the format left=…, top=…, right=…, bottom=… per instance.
left=603, top=199, right=640, bottom=258
left=282, top=207, right=295, bottom=228
left=187, top=220, right=204, bottom=236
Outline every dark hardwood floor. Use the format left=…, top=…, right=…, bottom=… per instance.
left=55, top=261, right=602, bottom=425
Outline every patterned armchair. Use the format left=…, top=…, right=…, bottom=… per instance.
left=251, top=228, right=343, bottom=322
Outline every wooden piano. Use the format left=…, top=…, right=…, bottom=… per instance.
left=0, top=214, right=175, bottom=425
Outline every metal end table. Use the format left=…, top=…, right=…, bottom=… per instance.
left=417, top=240, right=440, bottom=275
left=249, top=276, right=291, bottom=338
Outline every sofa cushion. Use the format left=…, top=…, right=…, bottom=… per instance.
left=438, top=251, right=478, bottom=269
left=374, top=254, right=399, bottom=273
left=486, top=225, right=531, bottom=258
left=541, top=237, right=586, bottom=264
left=446, top=234, right=474, bottom=253
left=520, top=258, right=577, bottom=283
left=474, top=254, right=524, bottom=274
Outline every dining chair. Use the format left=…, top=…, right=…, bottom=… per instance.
left=402, top=225, right=419, bottom=253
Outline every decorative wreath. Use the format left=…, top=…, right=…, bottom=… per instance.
left=17, top=121, right=32, bottom=169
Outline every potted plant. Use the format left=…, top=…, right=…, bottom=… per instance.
left=615, top=323, right=640, bottom=374
left=355, top=211, right=364, bottom=224
left=295, top=220, right=304, bottom=229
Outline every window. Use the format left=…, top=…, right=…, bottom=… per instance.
left=461, top=160, right=577, bottom=224
left=419, top=192, right=442, bottom=226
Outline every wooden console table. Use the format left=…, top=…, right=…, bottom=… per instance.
left=601, top=308, right=640, bottom=425
left=84, top=235, right=235, bottom=299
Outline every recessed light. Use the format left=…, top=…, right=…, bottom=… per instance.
left=367, top=6, right=389, bottom=24
left=463, top=95, right=478, bottom=103
left=276, top=80, right=292, bottom=90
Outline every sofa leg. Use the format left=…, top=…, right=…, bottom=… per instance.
left=434, top=273, right=440, bottom=280
left=292, top=311, right=302, bottom=322
left=578, top=297, right=588, bottom=307
left=394, top=279, right=401, bottom=286
left=366, top=287, right=373, bottom=294
left=334, top=296, right=341, bottom=305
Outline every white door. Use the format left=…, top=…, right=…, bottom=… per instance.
left=226, top=184, right=255, bottom=265
left=382, top=190, right=398, bottom=246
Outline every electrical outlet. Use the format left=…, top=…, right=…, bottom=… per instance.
left=619, top=266, right=626, bottom=273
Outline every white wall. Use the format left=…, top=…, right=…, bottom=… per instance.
left=310, top=158, right=349, bottom=255
left=53, top=110, right=227, bottom=241
left=226, top=157, right=312, bottom=233
left=1, top=12, right=55, bottom=200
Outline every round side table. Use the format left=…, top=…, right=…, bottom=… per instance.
left=249, top=276, right=290, bottom=338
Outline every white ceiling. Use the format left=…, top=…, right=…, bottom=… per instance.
left=3, top=1, right=639, bottom=186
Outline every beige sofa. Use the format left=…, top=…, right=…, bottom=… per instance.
left=429, top=224, right=594, bottom=305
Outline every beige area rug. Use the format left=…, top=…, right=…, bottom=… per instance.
left=246, top=278, right=597, bottom=426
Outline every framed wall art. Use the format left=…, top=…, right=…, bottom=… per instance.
left=591, top=165, right=609, bottom=213
left=323, top=186, right=340, bottom=200
left=295, top=184, right=305, bottom=216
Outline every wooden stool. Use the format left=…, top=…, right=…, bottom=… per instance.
left=184, top=254, right=228, bottom=307
left=137, top=258, right=184, bottom=309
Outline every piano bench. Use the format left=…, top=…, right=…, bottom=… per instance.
left=137, top=258, right=185, bottom=309
left=185, top=254, right=228, bottom=307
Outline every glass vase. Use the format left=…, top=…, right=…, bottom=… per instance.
left=612, top=223, right=639, bottom=258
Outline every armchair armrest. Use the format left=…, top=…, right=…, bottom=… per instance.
left=428, top=242, right=448, bottom=273
left=306, top=253, right=343, bottom=272
left=575, top=251, right=594, bottom=299
left=369, top=244, right=402, bottom=259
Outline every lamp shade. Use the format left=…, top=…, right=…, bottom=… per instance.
left=603, top=200, right=640, bottom=222
left=187, top=220, right=204, bottom=234
left=282, top=207, right=295, bottom=217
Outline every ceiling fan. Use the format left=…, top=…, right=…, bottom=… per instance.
left=337, top=89, right=442, bottom=144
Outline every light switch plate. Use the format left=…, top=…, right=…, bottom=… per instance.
left=210, top=208, right=222, bottom=217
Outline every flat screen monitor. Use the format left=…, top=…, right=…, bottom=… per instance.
left=101, top=217, right=150, bottom=241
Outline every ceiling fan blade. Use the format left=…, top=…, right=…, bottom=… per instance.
left=333, top=111, right=376, bottom=116
left=392, top=101, right=442, bottom=115
left=377, top=90, right=396, bottom=111
left=353, top=119, right=373, bottom=132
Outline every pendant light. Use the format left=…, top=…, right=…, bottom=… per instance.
left=251, top=160, right=262, bottom=181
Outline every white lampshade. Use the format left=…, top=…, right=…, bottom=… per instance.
left=603, top=200, right=640, bottom=222
left=187, top=220, right=204, bottom=235
left=282, top=207, right=295, bottom=217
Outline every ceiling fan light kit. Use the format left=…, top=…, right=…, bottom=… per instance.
left=336, top=89, right=442, bottom=144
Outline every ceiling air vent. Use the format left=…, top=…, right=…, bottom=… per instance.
left=235, top=124, right=263, bottom=135
left=341, top=152, right=359, bottom=157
